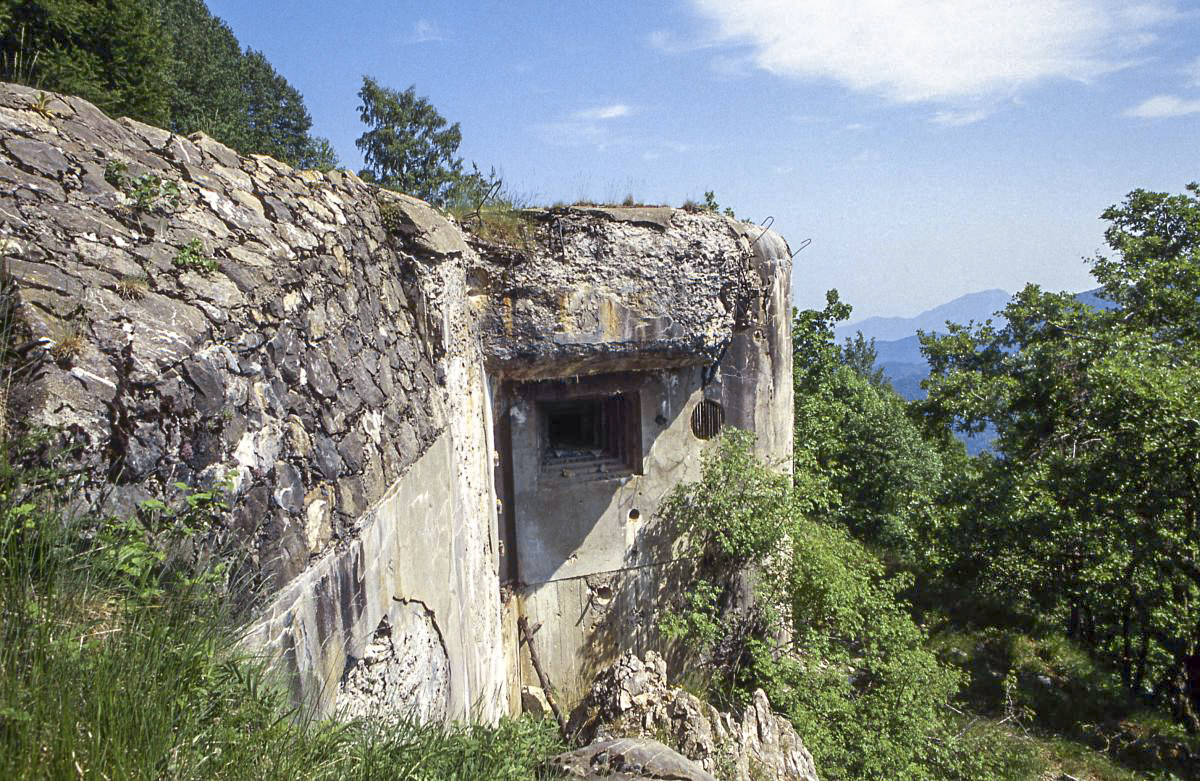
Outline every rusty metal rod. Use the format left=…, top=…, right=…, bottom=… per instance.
left=518, top=614, right=567, bottom=737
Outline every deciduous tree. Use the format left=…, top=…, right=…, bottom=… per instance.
left=355, top=75, right=488, bottom=206
left=919, top=183, right=1200, bottom=729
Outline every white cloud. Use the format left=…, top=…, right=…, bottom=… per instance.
left=931, top=108, right=990, bottom=126
left=408, top=19, right=444, bottom=44
left=689, top=0, right=1175, bottom=103
left=536, top=105, right=632, bottom=149
left=574, top=104, right=631, bottom=120
left=1125, top=94, right=1200, bottom=118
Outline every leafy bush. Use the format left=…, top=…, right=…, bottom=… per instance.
left=659, top=431, right=980, bottom=781
left=930, top=626, right=1200, bottom=780
left=173, top=238, right=218, bottom=274
left=104, top=161, right=181, bottom=213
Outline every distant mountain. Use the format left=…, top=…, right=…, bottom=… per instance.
left=835, top=289, right=1011, bottom=343
left=851, top=287, right=1109, bottom=455
left=1073, top=287, right=1119, bottom=312
left=852, top=287, right=1111, bottom=402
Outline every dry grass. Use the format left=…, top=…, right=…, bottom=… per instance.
left=47, top=322, right=86, bottom=366
left=115, top=274, right=150, bottom=300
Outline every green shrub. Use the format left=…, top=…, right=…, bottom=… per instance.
left=659, top=430, right=979, bottom=781
left=173, top=238, right=218, bottom=274
left=104, top=161, right=181, bottom=213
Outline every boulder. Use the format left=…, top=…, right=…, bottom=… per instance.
left=567, top=653, right=819, bottom=781
left=548, top=738, right=716, bottom=781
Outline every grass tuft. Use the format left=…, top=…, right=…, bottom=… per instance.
left=46, top=322, right=85, bottom=367
left=115, top=274, right=150, bottom=300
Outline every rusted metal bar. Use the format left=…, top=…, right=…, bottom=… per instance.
left=518, top=614, right=567, bottom=737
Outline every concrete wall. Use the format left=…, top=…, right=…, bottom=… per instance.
left=241, top=258, right=509, bottom=721
left=0, top=82, right=510, bottom=723
left=506, top=368, right=704, bottom=585
left=717, top=226, right=794, bottom=469
left=242, top=429, right=507, bottom=720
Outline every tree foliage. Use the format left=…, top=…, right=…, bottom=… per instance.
left=793, top=290, right=960, bottom=561
left=355, top=75, right=490, bottom=206
left=0, top=0, right=172, bottom=125
left=920, top=182, right=1200, bottom=731
left=0, top=0, right=336, bottom=169
left=660, top=430, right=973, bottom=781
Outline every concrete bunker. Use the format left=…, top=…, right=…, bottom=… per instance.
left=474, top=207, right=797, bottom=709
left=0, top=87, right=797, bottom=722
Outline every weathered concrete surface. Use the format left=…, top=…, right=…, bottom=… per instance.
left=506, top=369, right=702, bottom=585
left=519, top=561, right=695, bottom=709
left=568, top=653, right=820, bottom=781
left=337, top=600, right=450, bottom=721
left=489, top=211, right=794, bottom=708
left=471, top=207, right=792, bottom=383
left=241, top=250, right=506, bottom=719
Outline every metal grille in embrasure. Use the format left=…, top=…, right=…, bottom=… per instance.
left=690, top=399, right=724, bottom=440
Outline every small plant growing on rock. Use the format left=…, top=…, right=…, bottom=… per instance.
left=377, top=196, right=408, bottom=237
left=28, top=91, right=56, bottom=119
left=104, top=161, right=181, bottom=213
left=681, top=192, right=738, bottom=217
left=115, top=274, right=150, bottom=300
left=47, top=323, right=86, bottom=367
left=172, top=239, right=217, bottom=275
left=103, top=161, right=127, bottom=188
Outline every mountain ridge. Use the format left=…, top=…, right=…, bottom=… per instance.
left=835, top=288, right=1011, bottom=343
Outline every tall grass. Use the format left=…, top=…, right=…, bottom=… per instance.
left=0, top=375, right=560, bottom=781
left=0, top=437, right=563, bottom=780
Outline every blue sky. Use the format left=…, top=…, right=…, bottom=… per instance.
left=207, top=0, right=1199, bottom=321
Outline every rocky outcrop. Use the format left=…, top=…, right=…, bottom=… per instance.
left=568, top=653, right=819, bottom=781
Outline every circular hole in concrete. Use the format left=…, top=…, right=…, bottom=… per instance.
left=690, top=399, right=725, bottom=440
left=628, top=508, right=641, bottom=521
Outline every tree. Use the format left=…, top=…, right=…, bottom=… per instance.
left=296, top=136, right=338, bottom=172
left=919, top=183, right=1200, bottom=729
left=158, top=0, right=245, bottom=144
left=355, top=76, right=488, bottom=206
left=1, top=0, right=335, bottom=170
left=0, top=0, right=172, bottom=125
left=792, top=290, right=958, bottom=562
left=236, top=48, right=318, bottom=166
left=658, top=431, right=963, bottom=781
left=159, top=1, right=333, bottom=168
